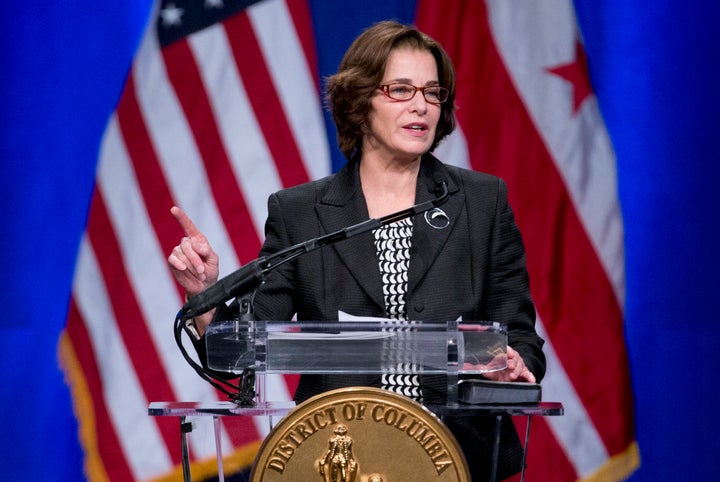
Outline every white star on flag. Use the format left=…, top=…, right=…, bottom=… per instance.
left=159, top=3, right=184, bottom=27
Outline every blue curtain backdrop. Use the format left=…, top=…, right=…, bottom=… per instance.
left=1, top=1, right=718, bottom=480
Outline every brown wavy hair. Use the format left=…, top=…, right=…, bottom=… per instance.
left=325, top=21, right=457, bottom=160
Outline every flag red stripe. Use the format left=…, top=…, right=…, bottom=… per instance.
left=66, top=301, right=136, bottom=481
left=416, top=0, right=633, bottom=455
left=533, top=212, right=634, bottom=454
left=115, top=77, right=185, bottom=297
left=162, top=39, right=261, bottom=263
left=286, top=0, right=320, bottom=84
left=86, top=189, right=182, bottom=462
left=224, top=12, right=311, bottom=188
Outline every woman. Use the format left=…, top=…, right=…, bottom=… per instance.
left=169, top=20, right=545, bottom=480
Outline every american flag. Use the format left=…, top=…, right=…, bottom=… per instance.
left=62, top=0, right=325, bottom=480
left=61, top=0, right=637, bottom=480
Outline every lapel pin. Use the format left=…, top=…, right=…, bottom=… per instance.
left=424, top=207, right=450, bottom=229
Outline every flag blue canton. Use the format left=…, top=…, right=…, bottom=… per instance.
left=158, top=0, right=263, bottom=45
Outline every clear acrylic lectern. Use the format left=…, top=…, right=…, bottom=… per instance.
left=204, top=318, right=508, bottom=405
left=149, top=319, right=562, bottom=482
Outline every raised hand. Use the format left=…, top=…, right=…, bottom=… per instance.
left=167, top=206, right=219, bottom=298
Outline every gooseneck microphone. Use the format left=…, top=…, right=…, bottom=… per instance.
left=181, top=180, right=449, bottom=318
left=181, top=258, right=266, bottom=319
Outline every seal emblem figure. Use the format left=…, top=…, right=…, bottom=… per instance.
left=318, top=424, right=358, bottom=482
left=250, top=387, right=470, bottom=482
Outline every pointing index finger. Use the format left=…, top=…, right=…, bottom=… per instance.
left=170, top=206, right=202, bottom=238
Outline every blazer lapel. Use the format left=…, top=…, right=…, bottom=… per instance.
left=314, top=155, right=464, bottom=311
left=408, top=155, right=464, bottom=296
left=316, top=160, right=385, bottom=310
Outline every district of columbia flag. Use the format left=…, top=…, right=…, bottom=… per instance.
left=419, top=0, right=638, bottom=480
left=60, top=0, right=329, bottom=480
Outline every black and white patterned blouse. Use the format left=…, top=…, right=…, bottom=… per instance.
left=373, top=218, right=423, bottom=401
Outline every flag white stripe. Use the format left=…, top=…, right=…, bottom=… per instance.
left=249, top=0, right=331, bottom=182
left=189, top=23, right=283, bottom=238
left=567, top=109, right=625, bottom=307
left=487, top=0, right=625, bottom=308
left=535, top=316, right=609, bottom=477
left=132, top=18, right=241, bottom=278
left=74, top=237, right=173, bottom=479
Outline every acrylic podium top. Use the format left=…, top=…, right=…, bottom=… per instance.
left=204, top=319, right=507, bottom=376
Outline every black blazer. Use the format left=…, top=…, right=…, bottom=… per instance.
left=193, top=153, right=547, bottom=479
left=252, top=153, right=546, bottom=403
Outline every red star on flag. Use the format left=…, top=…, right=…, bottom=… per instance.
left=547, top=40, right=594, bottom=114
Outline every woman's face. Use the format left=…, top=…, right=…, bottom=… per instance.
left=364, top=48, right=441, bottom=163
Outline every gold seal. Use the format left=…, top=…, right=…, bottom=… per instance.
left=250, top=387, right=470, bottom=482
